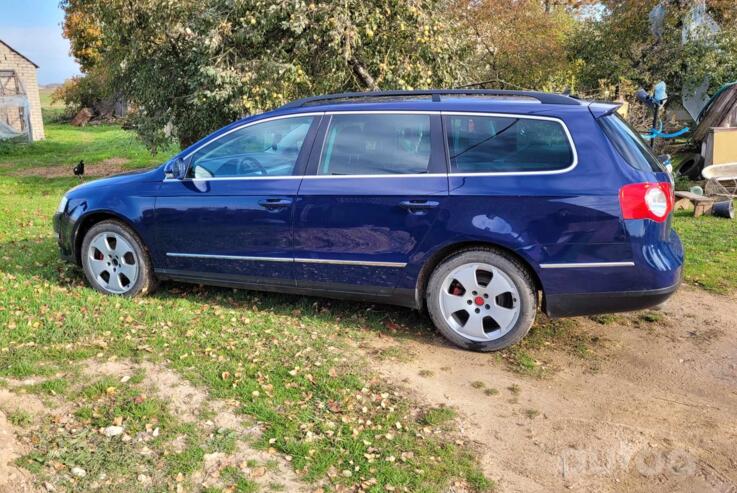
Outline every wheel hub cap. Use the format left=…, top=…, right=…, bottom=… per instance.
left=87, top=231, right=139, bottom=294
left=438, top=262, right=521, bottom=342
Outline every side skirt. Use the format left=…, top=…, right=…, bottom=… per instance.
left=154, top=269, right=419, bottom=309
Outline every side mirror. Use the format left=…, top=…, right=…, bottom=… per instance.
left=164, top=158, right=188, bottom=180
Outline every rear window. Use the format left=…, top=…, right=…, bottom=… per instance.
left=599, top=114, right=664, bottom=173
left=446, top=115, right=574, bottom=173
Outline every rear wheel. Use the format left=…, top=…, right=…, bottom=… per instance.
left=81, top=220, right=157, bottom=297
left=426, top=249, right=537, bottom=351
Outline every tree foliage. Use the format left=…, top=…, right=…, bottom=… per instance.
left=570, top=1, right=737, bottom=98
left=453, top=0, right=585, bottom=91
left=62, top=0, right=104, bottom=72
left=60, top=0, right=737, bottom=150
left=51, top=72, right=112, bottom=113
left=61, top=0, right=469, bottom=149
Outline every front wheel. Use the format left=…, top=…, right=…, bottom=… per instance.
left=81, top=220, right=157, bottom=297
left=426, top=249, right=537, bottom=351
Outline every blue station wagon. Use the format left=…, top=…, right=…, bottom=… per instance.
left=53, top=90, right=683, bottom=351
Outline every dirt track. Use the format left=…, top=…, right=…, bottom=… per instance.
left=1, top=286, right=735, bottom=492
left=372, top=285, right=737, bottom=492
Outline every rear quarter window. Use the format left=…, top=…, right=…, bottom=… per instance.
left=445, top=114, right=574, bottom=173
left=599, top=114, right=664, bottom=173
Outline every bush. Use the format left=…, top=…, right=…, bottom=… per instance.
left=52, top=70, right=125, bottom=120
left=53, top=74, right=104, bottom=113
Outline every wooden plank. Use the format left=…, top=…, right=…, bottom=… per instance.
left=674, top=191, right=715, bottom=203
left=673, top=198, right=694, bottom=212
left=694, top=201, right=714, bottom=217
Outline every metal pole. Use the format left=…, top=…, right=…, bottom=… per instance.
left=651, top=105, right=659, bottom=149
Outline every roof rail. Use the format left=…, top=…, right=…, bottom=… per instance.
left=280, top=89, right=580, bottom=109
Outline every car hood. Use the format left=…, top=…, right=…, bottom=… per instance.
left=66, top=166, right=164, bottom=196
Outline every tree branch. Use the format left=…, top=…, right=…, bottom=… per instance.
left=349, top=57, right=378, bottom=90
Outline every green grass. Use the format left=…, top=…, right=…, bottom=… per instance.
left=17, top=373, right=205, bottom=492
left=25, top=377, right=69, bottom=396
left=0, top=124, right=493, bottom=491
left=7, top=409, right=33, bottom=428
left=499, top=317, right=598, bottom=376
left=420, top=407, right=457, bottom=427
left=39, top=87, right=62, bottom=109
left=674, top=208, right=737, bottom=292
left=0, top=122, right=175, bottom=174
left=39, top=87, right=67, bottom=124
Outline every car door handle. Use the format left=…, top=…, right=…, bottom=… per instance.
left=258, top=198, right=293, bottom=209
left=399, top=200, right=439, bottom=212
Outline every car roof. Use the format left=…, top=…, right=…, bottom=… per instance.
left=274, top=98, right=590, bottom=116
left=257, top=90, right=601, bottom=121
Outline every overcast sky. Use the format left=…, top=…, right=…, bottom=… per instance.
left=1, top=0, right=80, bottom=85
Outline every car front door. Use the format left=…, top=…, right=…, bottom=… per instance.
left=154, top=113, right=321, bottom=286
left=293, top=111, right=447, bottom=299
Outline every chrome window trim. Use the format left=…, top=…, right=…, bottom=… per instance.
left=442, top=111, right=578, bottom=177
left=183, top=112, right=324, bottom=161
left=315, top=111, right=436, bottom=178
left=163, top=109, right=578, bottom=182
left=165, top=175, right=304, bottom=182
left=167, top=252, right=293, bottom=263
left=301, top=174, right=443, bottom=179
left=539, top=261, right=635, bottom=269
left=294, top=258, right=407, bottom=268
left=167, top=252, right=406, bottom=268
left=163, top=112, right=324, bottom=182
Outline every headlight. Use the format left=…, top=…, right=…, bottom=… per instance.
left=57, top=196, right=69, bottom=214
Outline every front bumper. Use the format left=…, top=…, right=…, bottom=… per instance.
left=53, top=211, right=76, bottom=263
left=544, top=278, right=681, bottom=318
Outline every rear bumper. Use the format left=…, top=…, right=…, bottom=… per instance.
left=544, top=279, right=680, bottom=318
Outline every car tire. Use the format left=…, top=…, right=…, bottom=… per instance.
left=676, top=153, right=704, bottom=180
left=81, top=220, right=157, bottom=297
left=426, top=248, right=537, bottom=352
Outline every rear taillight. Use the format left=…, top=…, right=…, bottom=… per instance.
left=619, top=182, right=673, bottom=222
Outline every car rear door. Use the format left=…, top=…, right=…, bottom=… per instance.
left=153, top=113, right=321, bottom=286
left=292, top=111, right=447, bottom=298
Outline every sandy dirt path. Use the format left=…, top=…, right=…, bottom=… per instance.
left=1, top=286, right=734, bottom=492
left=371, top=286, right=737, bottom=492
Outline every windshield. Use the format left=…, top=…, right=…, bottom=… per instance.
left=599, top=114, right=664, bottom=173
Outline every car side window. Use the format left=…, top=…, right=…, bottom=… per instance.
left=446, top=115, right=574, bottom=173
left=189, top=116, right=315, bottom=178
left=319, top=114, right=432, bottom=175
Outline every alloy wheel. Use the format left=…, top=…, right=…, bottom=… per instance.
left=87, top=231, right=139, bottom=294
left=438, top=262, right=521, bottom=342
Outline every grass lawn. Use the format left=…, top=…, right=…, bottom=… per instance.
left=1, top=122, right=735, bottom=492
left=0, top=122, right=175, bottom=174
left=673, top=208, right=737, bottom=292
left=39, top=87, right=68, bottom=124
left=0, top=126, right=490, bottom=491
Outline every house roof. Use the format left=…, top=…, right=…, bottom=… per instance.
left=0, top=39, right=39, bottom=68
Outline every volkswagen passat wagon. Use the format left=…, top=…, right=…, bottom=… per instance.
left=53, top=90, right=683, bottom=351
